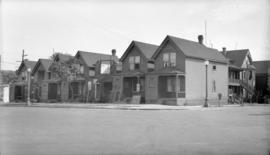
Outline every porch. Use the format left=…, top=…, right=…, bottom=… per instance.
left=122, top=76, right=145, bottom=103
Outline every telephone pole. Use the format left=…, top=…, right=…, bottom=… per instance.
left=22, top=49, right=28, bottom=62
left=204, top=20, right=207, bottom=46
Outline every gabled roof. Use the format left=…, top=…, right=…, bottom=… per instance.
left=222, top=49, right=250, bottom=68
left=75, top=51, right=119, bottom=67
left=152, top=35, right=228, bottom=64
left=253, top=60, right=270, bottom=74
left=16, top=60, right=37, bottom=75
left=54, top=53, right=73, bottom=62
left=32, top=59, right=53, bottom=75
left=120, top=41, right=159, bottom=62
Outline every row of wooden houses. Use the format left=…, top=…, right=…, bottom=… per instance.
left=9, top=35, right=256, bottom=105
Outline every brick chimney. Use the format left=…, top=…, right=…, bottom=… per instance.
left=198, top=35, right=203, bottom=44
left=222, top=47, right=227, bottom=55
left=111, top=49, right=116, bottom=56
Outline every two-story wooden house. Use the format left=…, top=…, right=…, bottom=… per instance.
left=70, top=50, right=118, bottom=102
left=31, top=59, right=53, bottom=102
left=10, top=60, right=37, bottom=102
left=222, top=48, right=256, bottom=103
left=48, top=53, right=73, bottom=102
left=112, top=41, right=159, bottom=103
left=147, top=35, right=229, bottom=105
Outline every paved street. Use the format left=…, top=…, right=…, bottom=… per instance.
left=0, top=105, right=269, bottom=155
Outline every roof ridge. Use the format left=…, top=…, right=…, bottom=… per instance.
left=78, top=50, right=113, bottom=56
left=226, top=49, right=249, bottom=52
left=133, top=40, right=159, bottom=47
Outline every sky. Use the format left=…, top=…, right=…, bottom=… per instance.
left=0, top=0, right=269, bottom=70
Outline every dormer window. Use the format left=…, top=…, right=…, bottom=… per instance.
left=163, top=52, right=176, bottom=67
left=129, top=56, right=140, bottom=70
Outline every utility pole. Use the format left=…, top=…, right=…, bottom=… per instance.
left=204, top=20, right=207, bottom=46
left=22, top=49, right=28, bottom=62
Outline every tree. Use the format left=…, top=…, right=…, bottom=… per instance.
left=49, top=53, right=84, bottom=101
left=0, top=70, right=17, bottom=84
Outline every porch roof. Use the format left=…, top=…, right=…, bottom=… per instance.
left=149, top=68, right=185, bottom=75
left=96, top=74, right=113, bottom=82
left=115, top=71, right=145, bottom=77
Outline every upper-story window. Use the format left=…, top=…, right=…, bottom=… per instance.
left=37, top=71, right=45, bottom=81
left=21, top=71, right=27, bottom=81
left=129, top=56, right=140, bottom=70
left=48, top=72, right=51, bottom=80
left=89, top=69, right=95, bottom=76
left=100, top=61, right=111, bottom=74
left=163, top=52, right=176, bottom=67
left=80, top=65, right=84, bottom=74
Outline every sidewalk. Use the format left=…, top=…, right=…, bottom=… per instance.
left=0, top=102, right=258, bottom=110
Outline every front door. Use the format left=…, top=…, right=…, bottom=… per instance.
left=123, top=77, right=145, bottom=102
left=14, top=85, right=25, bottom=101
left=48, top=83, right=58, bottom=100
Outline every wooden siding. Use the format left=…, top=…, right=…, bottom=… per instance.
left=154, top=40, right=185, bottom=72
left=122, top=46, right=148, bottom=73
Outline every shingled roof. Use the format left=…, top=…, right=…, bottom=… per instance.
left=32, top=59, right=53, bottom=75
left=152, top=35, right=228, bottom=64
left=76, top=51, right=119, bottom=67
left=222, top=49, right=250, bottom=68
left=120, top=41, right=159, bottom=62
left=16, top=60, right=37, bottom=75
left=54, top=53, right=73, bottom=62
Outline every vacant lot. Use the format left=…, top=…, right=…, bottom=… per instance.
left=0, top=105, right=269, bottom=155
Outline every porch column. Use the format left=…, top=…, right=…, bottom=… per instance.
left=175, top=74, right=178, bottom=98
left=136, top=76, right=140, bottom=93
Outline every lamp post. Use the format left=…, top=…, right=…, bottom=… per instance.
left=27, top=68, right=31, bottom=106
left=204, top=60, right=209, bottom=107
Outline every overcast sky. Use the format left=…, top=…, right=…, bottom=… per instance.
left=0, top=0, right=269, bottom=70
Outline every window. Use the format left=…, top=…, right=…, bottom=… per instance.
left=129, top=57, right=134, bottom=70
left=134, top=56, right=140, bottom=69
left=48, top=72, right=51, bottom=79
left=167, top=77, right=175, bottom=92
left=158, top=76, right=185, bottom=98
left=89, top=69, right=95, bottom=76
left=178, top=76, right=185, bottom=92
left=170, top=53, right=176, bottom=67
left=163, top=53, right=169, bottom=67
left=249, top=71, right=252, bottom=80
left=80, top=65, right=84, bottom=74
left=100, top=61, right=111, bottom=74
left=163, top=52, right=176, bottom=67
left=22, top=71, right=27, bottom=81
left=212, top=80, right=216, bottom=92
left=38, top=71, right=45, bottom=81
left=129, top=56, right=140, bottom=70
left=212, top=65, right=216, bottom=71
